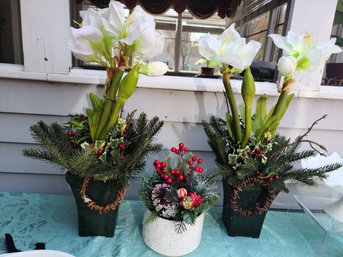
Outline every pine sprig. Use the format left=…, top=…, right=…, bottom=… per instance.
left=23, top=113, right=164, bottom=185
left=203, top=115, right=343, bottom=193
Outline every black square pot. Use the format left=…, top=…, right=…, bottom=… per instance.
left=65, top=173, right=121, bottom=237
left=222, top=180, right=270, bottom=238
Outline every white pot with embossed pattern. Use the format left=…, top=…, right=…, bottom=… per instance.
left=142, top=209, right=205, bottom=257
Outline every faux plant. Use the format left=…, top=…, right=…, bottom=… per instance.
left=68, top=0, right=168, bottom=142
left=138, top=143, right=219, bottom=229
left=199, top=24, right=342, bottom=192
left=23, top=1, right=167, bottom=210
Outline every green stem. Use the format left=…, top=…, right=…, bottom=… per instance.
left=272, top=91, right=289, bottom=119
left=222, top=71, right=242, bottom=143
left=95, top=69, right=124, bottom=140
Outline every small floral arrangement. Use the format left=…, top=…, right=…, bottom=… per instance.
left=138, top=143, right=219, bottom=226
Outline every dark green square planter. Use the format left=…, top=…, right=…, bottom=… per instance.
left=65, top=173, right=121, bottom=237
left=222, top=180, right=270, bottom=238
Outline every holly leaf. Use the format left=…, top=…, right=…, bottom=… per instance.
left=181, top=209, right=196, bottom=225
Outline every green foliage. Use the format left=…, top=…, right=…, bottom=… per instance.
left=23, top=113, right=164, bottom=186
left=203, top=116, right=343, bottom=192
left=137, top=146, right=219, bottom=226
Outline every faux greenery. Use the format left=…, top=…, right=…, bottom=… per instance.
left=23, top=112, right=164, bottom=186
left=203, top=115, right=342, bottom=192
left=137, top=143, right=219, bottom=227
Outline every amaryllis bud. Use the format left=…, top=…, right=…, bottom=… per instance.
left=177, top=188, right=187, bottom=199
left=139, top=61, right=168, bottom=77
left=277, top=56, right=297, bottom=76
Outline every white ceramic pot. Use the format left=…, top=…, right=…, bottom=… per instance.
left=142, top=209, right=205, bottom=257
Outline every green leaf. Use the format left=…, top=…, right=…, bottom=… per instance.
left=225, top=112, right=235, bottom=141
left=181, top=209, right=197, bottom=225
left=253, top=95, right=268, bottom=135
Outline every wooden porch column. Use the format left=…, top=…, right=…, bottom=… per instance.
left=285, top=0, right=337, bottom=91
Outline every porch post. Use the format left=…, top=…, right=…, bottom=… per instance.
left=285, top=0, right=338, bottom=91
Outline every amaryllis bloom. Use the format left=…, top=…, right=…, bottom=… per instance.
left=199, top=24, right=261, bottom=71
left=277, top=56, right=297, bottom=76
left=139, top=62, right=168, bottom=76
left=269, top=31, right=342, bottom=73
left=68, top=0, right=165, bottom=68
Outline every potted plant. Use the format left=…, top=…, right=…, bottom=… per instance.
left=23, top=1, right=168, bottom=237
left=137, top=142, right=219, bottom=256
left=195, top=57, right=218, bottom=77
left=199, top=24, right=342, bottom=238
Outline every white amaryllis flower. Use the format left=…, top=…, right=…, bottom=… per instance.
left=199, top=24, right=261, bottom=71
left=270, top=31, right=342, bottom=72
left=139, top=62, right=168, bottom=77
left=68, top=26, right=107, bottom=64
left=69, top=0, right=164, bottom=67
left=277, top=56, right=297, bottom=76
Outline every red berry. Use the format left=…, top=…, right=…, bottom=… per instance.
left=258, top=172, right=263, bottom=177
left=167, top=178, right=173, bottom=184
left=184, top=147, right=189, bottom=152
left=79, top=114, right=86, bottom=121
left=171, top=147, right=177, bottom=153
left=97, top=149, right=104, bottom=156
left=161, top=162, right=166, bottom=168
left=268, top=177, right=273, bottom=182
left=179, top=143, right=184, bottom=149
left=170, top=169, right=176, bottom=175
left=194, top=166, right=200, bottom=172
left=153, top=160, right=160, bottom=167
left=120, top=155, right=125, bottom=160
left=192, top=156, right=197, bottom=161
left=198, top=167, right=203, bottom=173
left=175, top=170, right=180, bottom=176
left=163, top=174, right=169, bottom=180
left=178, top=175, right=185, bottom=181
left=175, top=150, right=180, bottom=154
left=274, top=175, right=280, bottom=180
left=197, top=159, right=203, bottom=164
left=155, top=163, right=161, bottom=169
left=188, top=160, right=194, bottom=166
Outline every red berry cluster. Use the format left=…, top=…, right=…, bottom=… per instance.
left=171, top=142, right=189, bottom=155
left=153, top=142, right=204, bottom=185
left=257, top=171, right=280, bottom=182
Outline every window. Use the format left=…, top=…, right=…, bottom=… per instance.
left=0, top=0, right=23, bottom=64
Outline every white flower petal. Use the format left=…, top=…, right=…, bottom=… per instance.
left=199, top=34, right=220, bottom=61
left=219, top=23, right=241, bottom=42
left=140, top=61, right=168, bottom=76
left=108, top=0, right=125, bottom=29
left=142, top=32, right=165, bottom=58
left=269, top=34, right=292, bottom=52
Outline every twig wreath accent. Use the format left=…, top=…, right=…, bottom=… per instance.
left=229, top=176, right=275, bottom=217
left=80, top=176, right=127, bottom=214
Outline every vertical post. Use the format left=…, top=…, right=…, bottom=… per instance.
left=174, top=13, right=182, bottom=73
left=20, top=0, right=71, bottom=74
left=285, top=0, right=337, bottom=91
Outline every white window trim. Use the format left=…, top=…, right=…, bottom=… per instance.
left=1, top=0, right=343, bottom=101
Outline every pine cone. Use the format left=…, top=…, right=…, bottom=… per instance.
left=151, top=183, right=177, bottom=219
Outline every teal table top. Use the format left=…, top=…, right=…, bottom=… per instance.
left=0, top=192, right=342, bottom=257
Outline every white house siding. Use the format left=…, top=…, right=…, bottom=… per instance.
left=1, top=75, right=343, bottom=208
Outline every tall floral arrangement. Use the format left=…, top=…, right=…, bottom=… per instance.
left=24, top=1, right=167, bottom=193
left=199, top=24, right=342, bottom=192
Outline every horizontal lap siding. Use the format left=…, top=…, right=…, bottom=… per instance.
left=1, top=77, right=343, bottom=195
